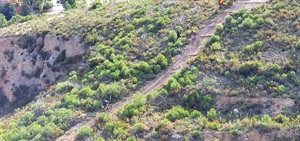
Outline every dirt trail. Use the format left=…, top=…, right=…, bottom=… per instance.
left=56, top=0, right=269, bottom=140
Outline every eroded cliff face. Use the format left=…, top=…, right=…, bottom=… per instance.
left=0, top=34, right=86, bottom=115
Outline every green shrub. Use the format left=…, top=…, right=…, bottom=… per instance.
left=132, top=77, right=138, bottom=84
left=293, top=78, right=300, bottom=86
left=276, top=85, right=285, bottom=94
left=156, top=118, right=170, bottom=130
left=104, top=121, right=128, bottom=139
left=211, top=42, right=222, bottom=51
left=20, top=112, right=35, bottom=126
left=207, top=108, right=217, bottom=121
left=56, top=82, right=73, bottom=93
left=239, top=61, right=262, bottom=76
left=48, top=108, right=73, bottom=125
left=165, top=106, right=189, bottom=122
left=182, top=94, right=189, bottom=103
left=229, top=128, right=239, bottom=135
left=75, top=126, right=93, bottom=140
left=274, top=114, right=289, bottom=124
left=215, top=23, right=224, bottom=32
left=174, top=39, right=183, bottom=48
left=138, top=61, right=152, bottom=73
left=126, top=137, right=137, bottom=141
left=259, top=63, right=281, bottom=76
left=156, top=16, right=169, bottom=28
left=254, top=41, right=263, bottom=48
left=153, top=65, right=161, bottom=74
left=250, top=22, right=259, bottom=29
left=203, top=95, right=215, bottom=110
left=265, top=18, right=274, bottom=24
left=101, top=82, right=128, bottom=100
left=68, top=71, right=78, bottom=82
left=0, top=13, right=7, bottom=28
left=242, top=17, right=254, bottom=28
left=245, top=41, right=263, bottom=53
left=82, top=97, right=100, bottom=111
left=167, top=42, right=174, bottom=48
left=258, top=115, right=282, bottom=131
left=155, top=54, right=168, bottom=69
left=167, top=78, right=181, bottom=92
left=190, top=110, right=202, bottom=118
left=205, top=121, right=221, bottom=130
left=148, top=24, right=155, bottom=32
left=133, top=122, right=145, bottom=133
left=117, top=93, right=146, bottom=118
left=127, top=24, right=134, bottom=31
left=274, top=2, right=283, bottom=10
left=62, top=93, right=80, bottom=108
left=79, top=86, right=94, bottom=98
left=192, top=130, right=201, bottom=138
left=168, top=30, right=178, bottom=43
left=211, top=35, right=221, bottom=42
left=224, top=70, right=231, bottom=78
left=256, top=17, right=264, bottom=25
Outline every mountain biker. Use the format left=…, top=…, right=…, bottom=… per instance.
left=218, top=0, right=224, bottom=9
left=103, top=100, right=109, bottom=107
left=190, top=30, right=197, bottom=39
left=176, top=30, right=181, bottom=39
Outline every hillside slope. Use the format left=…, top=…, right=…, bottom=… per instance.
left=0, top=0, right=222, bottom=140
left=83, top=0, right=300, bottom=140
left=1, top=0, right=299, bottom=141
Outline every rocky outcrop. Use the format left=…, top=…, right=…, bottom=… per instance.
left=0, top=34, right=85, bottom=115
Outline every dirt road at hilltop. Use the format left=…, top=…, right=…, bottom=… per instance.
left=56, top=0, right=271, bottom=140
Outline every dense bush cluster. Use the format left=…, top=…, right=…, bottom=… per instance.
left=0, top=107, right=74, bottom=141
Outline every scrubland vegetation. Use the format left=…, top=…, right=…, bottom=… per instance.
left=0, top=0, right=300, bottom=140
left=0, top=0, right=219, bottom=140
left=82, top=0, right=300, bottom=140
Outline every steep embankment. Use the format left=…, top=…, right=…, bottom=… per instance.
left=0, top=34, right=85, bottom=115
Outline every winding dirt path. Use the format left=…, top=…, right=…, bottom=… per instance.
left=56, top=0, right=269, bottom=140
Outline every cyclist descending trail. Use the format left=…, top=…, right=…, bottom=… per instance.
left=56, top=0, right=270, bottom=140
left=218, top=0, right=224, bottom=9
left=102, top=100, right=112, bottom=112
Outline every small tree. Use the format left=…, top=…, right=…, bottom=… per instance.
left=207, top=108, right=217, bottom=121
left=165, top=106, right=189, bottom=122
left=168, top=30, right=177, bottom=43
left=155, top=54, right=168, bottom=69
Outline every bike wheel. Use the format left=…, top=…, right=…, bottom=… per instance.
left=107, top=104, right=112, bottom=112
